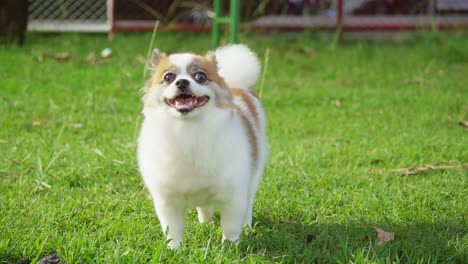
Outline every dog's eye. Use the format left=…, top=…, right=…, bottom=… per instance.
left=163, top=73, right=176, bottom=84
left=193, top=72, right=208, bottom=84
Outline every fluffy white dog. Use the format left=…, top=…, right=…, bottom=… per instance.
left=137, top=44, right=268, bottom=248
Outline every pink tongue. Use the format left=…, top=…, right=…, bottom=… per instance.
left=175, top=97, right=195, bottom=109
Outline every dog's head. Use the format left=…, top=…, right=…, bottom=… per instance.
left=142, top=49, right=232, bottom=118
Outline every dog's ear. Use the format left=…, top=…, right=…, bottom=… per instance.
left=149, top=48, right=167, bottom=74
left=205, top=51, right=217, bottom=68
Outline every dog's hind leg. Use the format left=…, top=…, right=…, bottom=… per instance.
left=244, top=169, right=264, bottom=228
left=244, top=197, right=254, bottom=228
left=220, top=194, right=248, bottom=243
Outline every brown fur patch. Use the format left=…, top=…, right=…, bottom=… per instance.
left=150, top=53, right=175, bottom=85
left=189, top=56, right=232, bottom=108
left=232, top=88, right=260, bottom=128
left=235, top=105, right=258, bottom=170
left=204, top=51, right=216, bottom=63
left=143, top=53, right=175, bottom=107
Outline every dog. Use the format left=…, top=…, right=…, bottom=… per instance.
left=137, top=44, right=268, bottom=248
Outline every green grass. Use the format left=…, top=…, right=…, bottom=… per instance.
left=0, top=31, right=467, bottom=263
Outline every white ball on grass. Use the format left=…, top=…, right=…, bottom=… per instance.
left=101, top=48, right=112, bottom=58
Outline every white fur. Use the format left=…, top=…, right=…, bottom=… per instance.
left=215, top=44, right=261, bottom=91
left=137, top=45, right=267, bottom=249
left=169, top=53, right=194, bottom=69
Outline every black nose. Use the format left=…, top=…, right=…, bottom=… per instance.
left=175, top=79, right=189, bottom=89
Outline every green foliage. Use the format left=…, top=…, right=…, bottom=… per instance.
left=0, top=32, right=467, bottom=263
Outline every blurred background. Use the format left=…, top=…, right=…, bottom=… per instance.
left=1, top=0, right=468, bottom=44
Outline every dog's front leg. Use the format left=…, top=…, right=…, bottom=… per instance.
left=154, top=202, right=185, bottom=249
left=220, top=196, right=248, bottom=244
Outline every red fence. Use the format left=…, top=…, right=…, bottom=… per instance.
left=27, top=0, right=468, bottom=32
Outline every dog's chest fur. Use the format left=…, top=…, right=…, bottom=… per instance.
left=138, top=109, right=250, bottom=207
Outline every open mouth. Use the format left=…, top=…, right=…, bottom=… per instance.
left=165, top=94, right=210, bottom=113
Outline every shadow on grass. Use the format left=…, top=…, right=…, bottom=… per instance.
left=240, top=214, right=466, bottom=263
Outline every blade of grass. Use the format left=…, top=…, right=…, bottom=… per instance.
left=143, top=20, right=160, bottom=80
left=258, top=47, right=270, bottom=98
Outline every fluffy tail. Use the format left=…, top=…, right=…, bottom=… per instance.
left=215, top=44, right=261, bottom=91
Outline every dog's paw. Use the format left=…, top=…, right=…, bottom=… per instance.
left=166, top=239, right=182, bottom=250
left=221, top=235, right=240, bottom=245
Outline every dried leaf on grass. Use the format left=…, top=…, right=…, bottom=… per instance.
left=36, top=54, right=44, bottom=63
left=459, top=120, right=468, bottom=128
left=301, top=47, right=317, bottom=58
left=35, top=52, right=73, bottom=63
left=84, top=53, right=109, bottom=65
left=84, top=53, right=97, bottom=63
left=94, top=148, right=106, bottom=158
left=384, top=163, right=468, bottom=176
left=34, top=179, right=51, bottom=189
left=374, top=227, right=394, bottom=245
left=44, top=52, right=73, bottom=61
left=32, top=120, right=43, bottom=126
left=279, top=219, right=297, bottom=225
left=331, top=99, right=341, bottom=107
left=67, top=123, right=84, bottom=128
left=105, top=183, right=119, bottom=194
left=36, top=51, right=111, bottom=64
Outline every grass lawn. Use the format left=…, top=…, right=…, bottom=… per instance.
left=0, top=31, right=467, bottom=263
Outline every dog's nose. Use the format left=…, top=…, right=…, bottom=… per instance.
left=175, top=79, right=190, bottom=89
